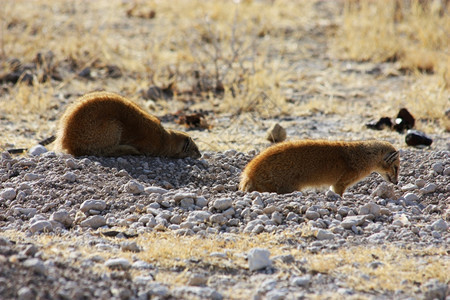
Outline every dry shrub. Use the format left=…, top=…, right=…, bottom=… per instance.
left=334, top=0, right=450, bottom=81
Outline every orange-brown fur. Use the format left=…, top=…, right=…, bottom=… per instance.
left=55, top=91, right=201, bottom=158
left=240, top=140, right=400, bottom=196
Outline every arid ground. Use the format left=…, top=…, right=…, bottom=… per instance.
left=0, top=0, right=449, bottom=299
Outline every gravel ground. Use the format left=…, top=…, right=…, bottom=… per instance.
left=0, top=145, right=449, bottom=299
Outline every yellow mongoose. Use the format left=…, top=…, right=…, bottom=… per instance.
left=55, top=91, right=201, bottom=158
left=239, top=140, right=400, bottom=196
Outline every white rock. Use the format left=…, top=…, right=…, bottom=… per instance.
left=401, top=183, right=418, bottom=192
left=63, top=172, right=76, bottom=182
left=371, top=182, right=396, bottom=199
left=187, top=211, right=212, bottom=223
left=125, top=180, right=144, bottom=194
left=421, top=183, right=437, bottom=194
left=28, top=145, right=47, bottom=156
left=105, top=258, right=131, bottom=270
left=291, top=275, right=311, bottom=287
left=120, top=241, right=141, bottom=252
left=209, top=214, right=227, bottom=225
left=415, top=179, right=426, bottom=188
left=80, top=200, right=107, bottom=213
left=23, top=258, right=46, bottom=275
left=65, top=158, right=80, bottom=169
left=145, top=186, right=168, bottom=194
left=305, top=210, right=320, bottom=220
left=174, top=193, right=196, bottom=201
left=195, top=196, right=208, bottom=208
left=50, top=210, right=73, bottom=227
left=431, top=219, right=448, bottom=232
left=403, top=193, right=420, bottom=202
left=315, top=229, right=335, bottom=240
left=341, top=216, right=365, bottom=229
left=172, top=286, right=222, bottom=300
left=29, top=220, right=53, bottom=233
left=213, top=198, right=233, bottom=211
left=432, top=162, right=444, bottom=173
left=392, top=214, right=410, bottom=227
left=80, top=215, right=106, bottom=229
left=1, top=188, right=16, bottom=200
left=444, top=167, right=450, bottom=176
left=248, top=248, right=272, bottom=271
left=24, top=173, right=39, bottom=181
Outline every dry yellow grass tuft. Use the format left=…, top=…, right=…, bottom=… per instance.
left=4, top=229, right=449, bottom=297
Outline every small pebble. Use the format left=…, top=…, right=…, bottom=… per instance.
left=248, top=248, right=272, bottom=271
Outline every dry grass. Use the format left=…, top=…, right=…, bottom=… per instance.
left=4, top=229, right=449, bottom=297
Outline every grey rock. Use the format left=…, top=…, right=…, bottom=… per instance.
left=121, top=241, right=141, bottom=252
left=29, top=220, right=53, bottom=233
left=291, top=275, right=311, bottom=287
left=63, top=171, right=76, bottom=182
left=17, top=287, right=34, bottom=300
left=248, top=248, right=272, bottom=271
left=209, top=213, right=227, bottom=225
left=105, top=258, right=131, bottom=270
left=421, top=183, right=437, bottom=194
left=125, top=180, right=145, bottom=194
left=173, top=286, right=223, bottom=300
left=80, top=215, right=106, bottom=229
left=195, top=196, right=208, bottom=207
left=431, top=219, right=448, bottom=232
left=24, top=173, right=39, bottom=181
left=50, top=209, right=73, bottom=227
left=28, top=145, right=47, bottom=156
left=65, top=158, right=80, bottom=169
left=23, top=258, right=46, bottom=275
left=315, top=229, right=335, bottom=240
left=213, top=198, right=233, bottom=211
left=145, top=186, right=168, bottom=194
left=187, top=273, right=208, bottom=286
left=187, top=211, right=212, bottom=223
left=80, top=200, right=107, bottom=213
left=341, top=216, right=365, bottom=229
left=266, top=123, right=287, bottom=143
left=432, top=162, right=444, bottom=173
left=305, top=210, right=320, bottom=220
left=1, top=188, right=16, bottom=201
left=403, top=192, right=420, bottom=202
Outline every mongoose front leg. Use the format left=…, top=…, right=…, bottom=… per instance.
left=101, top=145, right=141, bottom=156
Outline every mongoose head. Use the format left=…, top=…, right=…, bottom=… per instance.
left=167, top=130, right=201, bottom=159
left=379, top=150, right=400, bottom=185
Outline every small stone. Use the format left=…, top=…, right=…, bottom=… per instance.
left=65, top=158, right=80, bottom=169
left=187, top=211, right=212, bottom=223
left=432, top=162, right=444, bottom=173
left=125, top=180, right=145, bottom=194
left=174, top=193, right=196, bottom=201
left=170, top=214, right=183, bottom=225
left=50, top=210, right=73, bottom=227
left=305, top=210, right=320, bottom=220
left=1, top=188, right=16, bottom=200
left=172, top=286, right=222, bottom=300
left=401, top=183, right=418, bottom=192
left=392, top=214, right=410, bottom=227
left=29, top=220, right=53, bottom=233
left=341, top=216, right=365, bottom=229
left=248, top=248, right=272, bottom=271
left=105, top=258, right=131, bottom=270
left=315, top=229, right=335, bottom=240
left=63, top=172, right=76, bottom=182
left=431, top=219, right=448, bottom=232
left=213, top=198, right=233, bottom=211
left=188, top=273, right=208, bottom=286
left=444, top=167, right=450, bottom=176
left=80, top=200, right=107, bottom=213
left=209, top=214, right=227, bottom=225
left=421, top=183, right=437, bottom=194
left=80, top=215, right=106, bottom=229
left=28, top=145, right=48, bottom=156
left=23, top=258, right=46, bottom=275
left=415, top=179, right=426, bottom=188
left=17, top=287, right=34, bottom=300
left=121, top=241, right=141, bottom=252
left=195, top=196, right=208, bottom=208
left=266, top=123, right=287, bottom=143
left=271, top=211, right=283, bottom=225
left=144, top=186, right=168, bottom=194
left=180, top=197, right=195, bottom=209
left=371, top=182, right=396, bottom=199
left=403, top=193, right=420, bottom=202
left=291, top=275, right=311, bottom=287
left=24, top=173, right=39, bottom=181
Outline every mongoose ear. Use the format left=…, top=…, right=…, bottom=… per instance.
left=384, top=151, right=399, bottom=165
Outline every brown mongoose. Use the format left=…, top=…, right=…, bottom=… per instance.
left=239, top=139, right=400, bottom=196
left=55, top=91, right=201, bottom=158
